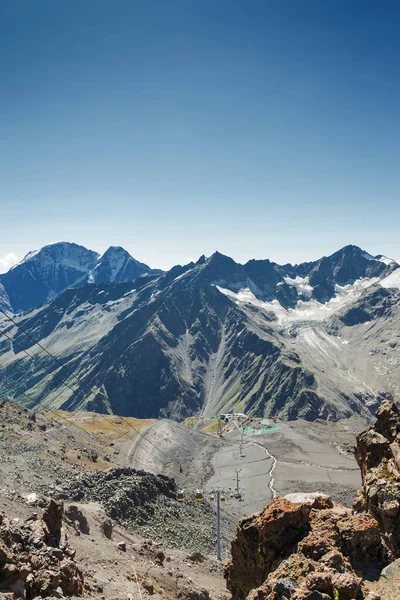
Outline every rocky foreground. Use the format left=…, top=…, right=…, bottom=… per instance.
left=0, top=499, right=83, bottom=599
left=225, top=400, right=400, bottom=600
left=1, top=399, right=400, bottom=599
left=0, top=399, right=231, bottom=600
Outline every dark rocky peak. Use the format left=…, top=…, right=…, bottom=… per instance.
left=158, top=261, right=196, bottom=288
left=293, top=245, right=389, bottom=303
left=0, top=242, right=99, bottom=313
left=88, top=245, right=153, bottom=284
left=243, top=258, right=283, bottom=286
left=189, top=251, right=246, bottom=287
left=328, top=244, right=387, bottom=283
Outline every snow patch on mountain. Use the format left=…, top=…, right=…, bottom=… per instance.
left=0, top=282, right=11, bottom=312
left=378, top=255, right=397, bottom=266
left=281, top=275, right=313, bottom=298
left=381, top=267, right=400, bottom=290
left=216, top=276, right=380, bottom=325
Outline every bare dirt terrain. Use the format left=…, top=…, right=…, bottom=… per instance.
left=127, top=415, right=365, bottom=519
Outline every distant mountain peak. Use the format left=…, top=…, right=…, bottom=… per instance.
left=13, top=241, right=98, bottom=269
left=0, top=241, right=159, bottom=312
left=88, top=246, right=152, bottom=285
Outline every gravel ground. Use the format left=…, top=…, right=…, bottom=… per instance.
left=55, top=467, right=235, bottom=557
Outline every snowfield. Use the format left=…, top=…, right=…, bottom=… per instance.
left=216, top=277, right=380, bottom=325
left=380, top=267, right=400, bottom=290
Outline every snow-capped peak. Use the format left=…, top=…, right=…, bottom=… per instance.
left=87, top=246, right=152, bottom=285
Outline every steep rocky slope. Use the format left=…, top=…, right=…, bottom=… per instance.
left=0, top=281, right=11, bottom=312
left=225, top=495, right=391, bottom=600
left=0, top=245, right=399, bottom=421
left=0, top=243, right=99, bottom=313
left=87, top=245, right=158, bottom=284
left=354, top=400, right=400, bottom=555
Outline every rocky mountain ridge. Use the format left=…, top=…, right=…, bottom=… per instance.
left=0, top=242, right=159, bottom=313
left=0, top=244, right=399, bottom=422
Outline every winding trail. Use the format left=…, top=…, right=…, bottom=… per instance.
left=231, top=418, right=279, bottom=500
left=251, top=441, right=278, bottom=498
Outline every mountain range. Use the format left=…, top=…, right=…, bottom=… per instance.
left=0, top=242, right=399, bottom=422
left=0, top=242, right=159, bottom=313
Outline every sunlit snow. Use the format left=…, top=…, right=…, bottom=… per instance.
left=216, top=277, right=379, bottom=325
left=282, top=275, right=313, bottom=298
left=380, top=268, right=400, bottom=290
left=379, top=256, right=396, bottom=266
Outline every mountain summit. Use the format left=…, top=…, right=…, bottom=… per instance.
left=88, top=246, right=159, bottom=284
left=0, top=242, right=159, bottom=313
left=0, top=242, right=98, bottom=312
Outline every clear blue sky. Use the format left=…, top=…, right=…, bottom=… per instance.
left=1, top=0, right=399, bottom=271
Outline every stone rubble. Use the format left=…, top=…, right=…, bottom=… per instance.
left=0, top=499, right=83, bottom=599
left=54, top=467, right=234, bottom=556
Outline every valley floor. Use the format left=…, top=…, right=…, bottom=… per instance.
left=127, top=415, right=364, bottom=519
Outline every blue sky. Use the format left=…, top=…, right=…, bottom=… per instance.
left=1, top=0, right=399, bottom=271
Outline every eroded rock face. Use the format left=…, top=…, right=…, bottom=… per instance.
left=0, top=500, right=84, bottom=599
left=354, top=400, right=400, bottom=555
left=225, top=496, right=391, bottom=600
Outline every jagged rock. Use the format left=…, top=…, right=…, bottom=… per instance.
left=155, top=550, right=165, bottom=565
left=64, top=505, right=90, bottom=534
left=178, top=587, right=210, bottom=600
left=101, top=518, right=113, bottom=539
left=142, top=580, right=154, bottom=595
left=43, top=499, right=63, bottom=540
left=0, top=502, right=83, bottom=599
left=355, top=400, right=400, bottom=555
left=225, top=495, right=391, bottom=600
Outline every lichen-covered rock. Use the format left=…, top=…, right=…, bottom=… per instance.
left=225, top=495, right=391, bottom=600
left=225, top=498, right=315, bottom=600
left=0, top=500, right=84, bottom=598
left=355, top=400, right=400, bottom=555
